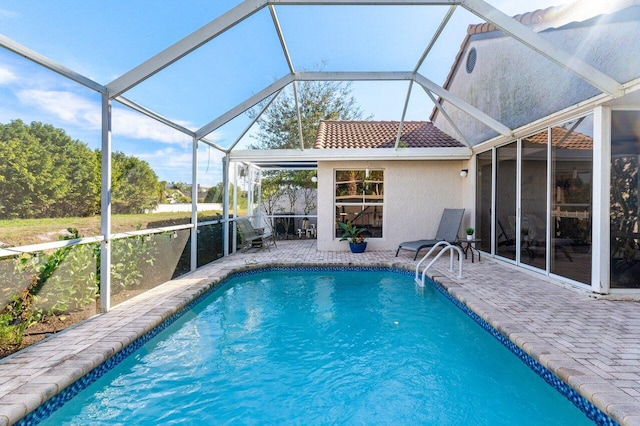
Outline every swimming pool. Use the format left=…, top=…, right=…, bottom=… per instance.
left=29, top=268, right=609, bottom=425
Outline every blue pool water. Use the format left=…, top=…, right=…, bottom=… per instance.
left=38, top=269, right=599, bottom=425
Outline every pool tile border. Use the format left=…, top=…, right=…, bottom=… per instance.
left=15, top=278, right=227, bottom=426
left=16, top=265, right=616, bottom=426
left=425, top=272, right=617, bottom=425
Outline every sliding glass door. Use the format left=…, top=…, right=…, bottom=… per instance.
left=476, top=114, right=594, bottom=286
left=610, top=110, right=640, bottom=288
left=495, top=143, right=517, bottom=260
left=521, top=131, right=548, bottom=270
left=476, top=151, right=492, bottom=253
left=550, top=115, right=593, bottom=285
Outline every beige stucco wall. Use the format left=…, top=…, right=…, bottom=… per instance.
left=317, top=160, right=473, bottom=251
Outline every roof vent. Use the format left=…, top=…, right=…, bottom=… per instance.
left=466, top=48, right=477, bottom=74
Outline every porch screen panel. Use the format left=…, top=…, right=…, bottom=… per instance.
left=521, top=131, right=548, bottom=270
left=476, top=151, right=492, bottom=253
left=550, top=114, right=593, bottom=285
left=110, top=229, right=191, bottom=308
left=610, top=110, right=640, bottom=288
left=335, top=170, right=384, bottom=239
left=0, top=244, right=99, bottom=355
left=495, top=143, right=517, bottom=260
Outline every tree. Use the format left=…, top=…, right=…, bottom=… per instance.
left=203, top=182, right=246, bottom=208
left=204, top=183, right=224, bottom=203
left=250, top=80, right=366, bottom=150
left=255, top=170, right=317, bottom=235
left=164, top=182, right=191, bottom=204
left=28, top=122, right=100, bottom=217
left=258, top=171, right=288, bottom=231
left=0, top=120, right=167, bottom=218
left=611, top=155, right=639, bottom=272
left=111, top=152, right=163, bottom=214
left=249, top=79, right=365, bottom=228
left=0, top=120, right=99, bottom=219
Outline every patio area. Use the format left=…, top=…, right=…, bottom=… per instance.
left=0, top=240, right=639, bottom=424
left=0, top=1, right=638, bottom=424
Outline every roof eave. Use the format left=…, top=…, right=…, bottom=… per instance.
left=229, top=147, right=472, bottom=163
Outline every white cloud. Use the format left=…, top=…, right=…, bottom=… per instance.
left=16, top=88, right=223, bottom=182
left=112, top=108, right=192, bottom=145
left=138, top=147, right=191, bottom=165
left=137, top=147, right=194, bottom=180
left=0, top=8, right=18, bottom=19
left=134, top=145, right=226, bottom=184
left=17, top=89, right=100, bottom=128
left=16, top=88, right=195, bottom=144
left=0, top=67, right=18, bottom=85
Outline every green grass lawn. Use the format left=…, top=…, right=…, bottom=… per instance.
left=0, top=209, right=239, bottom=248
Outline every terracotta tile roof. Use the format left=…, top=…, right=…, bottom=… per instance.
left=467, top=5, right=574, bottom=36
left=314, top=120, right=464, bottom=149
left=524, top=127, right=593, bottom=149
left=467, top=0, right=640, bottom=36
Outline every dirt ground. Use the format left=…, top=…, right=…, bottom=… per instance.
left=0, top=306, right=96, bottom=359
left=0, top=289, right=146, bottom=359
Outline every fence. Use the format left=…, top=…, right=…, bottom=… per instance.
left=148, top=203, right=223, bottom=213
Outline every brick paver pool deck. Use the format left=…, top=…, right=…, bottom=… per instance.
left=1, top=239, right=640, bottom=425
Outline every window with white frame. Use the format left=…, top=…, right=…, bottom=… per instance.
left=335, top=169, right=384, bottom=239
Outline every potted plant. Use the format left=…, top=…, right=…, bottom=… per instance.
left=465, top=227, right=475, bottom=240
left=337, top=221, right=368, bottom=253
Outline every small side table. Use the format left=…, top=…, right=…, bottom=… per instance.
left=458, top=239, right=482, bottom=263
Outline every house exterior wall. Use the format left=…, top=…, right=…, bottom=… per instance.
left=434, top=17, right=640, bottom=145
left=317, top=160, right=469, bottom=252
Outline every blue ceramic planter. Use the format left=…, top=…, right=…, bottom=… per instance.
left=349, top=242, right=367, bottom=253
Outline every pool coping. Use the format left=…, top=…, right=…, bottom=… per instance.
left=0, top=258, right=629, bottom=425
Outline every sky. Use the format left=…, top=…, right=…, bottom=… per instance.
left=0, top=0, right=572, bottom=186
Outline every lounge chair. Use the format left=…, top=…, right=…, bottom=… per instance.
left=497, top=219, right=516, bottom=248
left=395, top=208, right=465, bottom=260
left=236, top=218, right=276, bottom=252
left=500, top=217, right=573, bottom=262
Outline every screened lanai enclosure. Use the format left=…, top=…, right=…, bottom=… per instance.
left=0, top=0, right=639, bottom=353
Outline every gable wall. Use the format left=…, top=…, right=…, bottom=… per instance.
left=435, top=19, right=640, bottom=145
